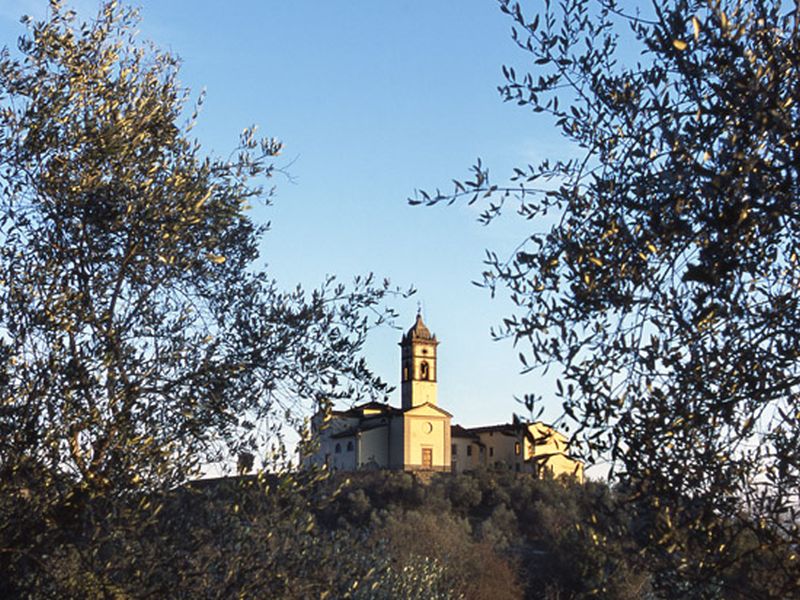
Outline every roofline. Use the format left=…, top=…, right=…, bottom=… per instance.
left=464, top=420, right=562, bottom=434
left=402, top=402, right=453, bottom=417
left=465, top=423, right=516, bottom=433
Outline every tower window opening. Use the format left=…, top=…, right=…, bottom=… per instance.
left=403, top=366, right=409, bottom=381
left=420, top=361, right=429, bottom=380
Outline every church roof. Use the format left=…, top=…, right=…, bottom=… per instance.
left=402, top=314, right=437, bottom=343
left=466, top=423, right=518, bottom=435
left=451, top=424, right=481, bottom=440
left=467, top=421, right=561, bottom=437
left=331, top=401, right=400, bottom=418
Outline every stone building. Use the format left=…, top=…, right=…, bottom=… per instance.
left=306, top=315, right=582, bottom=480
left=452, top=421, right=583, bottom=479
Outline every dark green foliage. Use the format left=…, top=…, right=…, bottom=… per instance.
left=0, top=2, right=403, bottom=596
left=413, top=0, right=800, bottom=595
left=321, top=470, right=650, bottom=600
left=1, top=472, right=449, bottom=599
left=329, top=470, right=794, bottom=598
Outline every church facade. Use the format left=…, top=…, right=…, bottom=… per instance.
left=306, top=315, right=582, bottom=480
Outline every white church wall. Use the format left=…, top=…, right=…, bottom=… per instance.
left=359, top=426, right=390, bottom=468
left=389, top=416, right=405, bottom=469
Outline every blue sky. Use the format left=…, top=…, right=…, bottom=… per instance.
left=0, top=1, right=569, bottom=430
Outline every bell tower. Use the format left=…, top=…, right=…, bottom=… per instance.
left=400, top=313, right=438, bottom=409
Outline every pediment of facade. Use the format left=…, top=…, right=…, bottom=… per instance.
left=403, top=403, right=453, bottom=418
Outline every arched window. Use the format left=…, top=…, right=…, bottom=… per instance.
left=346, top=441, right=354, bottom=452
left=420, top=361, right=429, bottom=380
left=335, top=443, right=341, bottom=454
left=403, top=366, right=409, bottom=381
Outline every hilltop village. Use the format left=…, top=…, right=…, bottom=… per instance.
left=306, top=315, right=583, bottom=480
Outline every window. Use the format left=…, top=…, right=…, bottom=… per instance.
left=420, top=361, right=429, bottom=380
left=514, top=442, right=521, bottom=456
left=452, top=444, right=457, bottom=456
left=489, top=447, right=494, bottom=457
left=403, top=366, right=409, bottom=381
left=467, top=445, right=473, bottom=457
left=335, top=443, right=341, bottom=454
left=347, top=441, right=354, bottom=452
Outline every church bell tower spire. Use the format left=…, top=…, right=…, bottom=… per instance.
left=400, top=313, right=438, bottom=410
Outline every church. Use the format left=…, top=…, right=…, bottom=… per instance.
left=305, top=315, right=583, bottom=480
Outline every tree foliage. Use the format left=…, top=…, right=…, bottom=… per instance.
left=414, top=0, right=800, bottom=595
left=320, top=469, right=650, bottom=600
left=0, top=1, right=401, bottom=595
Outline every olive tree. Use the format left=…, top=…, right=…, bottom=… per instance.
left=0, top=1, right=399, bottom=595
left=415, top=0, right=800, bottom=596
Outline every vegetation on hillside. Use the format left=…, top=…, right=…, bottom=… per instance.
left=414, top=0, right=800, bottom=593
left=0, top=2, right=401, bottom=596
left=8, top=465, right=789, bottom=599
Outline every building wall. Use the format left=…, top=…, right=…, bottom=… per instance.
left=451, top=437, right=482, bottom=473
left=312, top=413, right=359, bottom=436
left=525, top=423, right=583, bottom=481
left=389, top=416, right=405, bottom=469
left=359, top=426, right=389, bottom=468
left=327, top=436, right=357, bottom=471
left=524, top=423, right=566, bottom=457
left=404, top=378, right=437, bottom=408
left=403, top=406, right=451, bottom=471
left=536, top=452, right=584, bottom=481
left=476, top=430, right=523, bottom=471
left=309, top=415, right=581, bottom=479
left=304, top=414, right=359, bottom=470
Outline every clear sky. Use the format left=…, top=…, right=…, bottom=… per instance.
left=0, top=1, right=569, bottom=430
